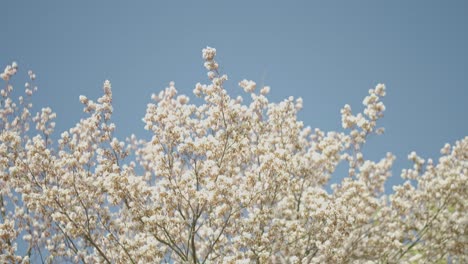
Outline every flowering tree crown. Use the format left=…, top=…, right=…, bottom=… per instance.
left=0, top=48, right=466, bottom=263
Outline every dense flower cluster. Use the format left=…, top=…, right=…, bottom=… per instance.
left=0, top=49, right=466, bottom=263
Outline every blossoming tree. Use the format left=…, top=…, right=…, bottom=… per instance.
left=0, top=48, right=466, bottom=263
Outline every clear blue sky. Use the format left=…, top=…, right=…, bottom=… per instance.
left=3, top=0, right=468, bottom=190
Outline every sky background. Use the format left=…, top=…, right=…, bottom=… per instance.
left=3, top=0, right=467, bottom=191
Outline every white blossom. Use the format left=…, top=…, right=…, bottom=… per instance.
left=0, top=51, right=465, bottom=264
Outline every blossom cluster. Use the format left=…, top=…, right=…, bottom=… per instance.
left=0, top=48, right=466, bottom=263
